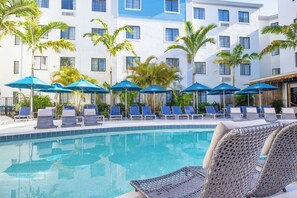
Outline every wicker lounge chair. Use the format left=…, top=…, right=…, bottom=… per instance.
left=264, top=107, right=278, bottom=122
left=86, top=104, right=104, bottom=121
left=34, top=109, right=57, bottom=129
left=142, top=106, right=156, bottom=120
left=184, top=106, right=203, bottom=119
left=247, top=122, right=297, bottom=197
left=161, top=106, right=176, bottom=120
left=281, top=108, right=296, bottom=120
left=61, top=109, right=81, bottom=128
left=14, top=106, right=31, bottom=121
left=230, top=107, right=243, bottom=121
left=109, top=106, right=122, bottom=120
left=172, top=106, right=189, bottom=120
left=130, top=106, right=143, bottom=120
left=205, top=106, right=224, bottom=119
left=246, top=107, right=259, bottom=120
left=84, top=109, right=101, bottom=126
left=130, top=122, right=280, bottom=198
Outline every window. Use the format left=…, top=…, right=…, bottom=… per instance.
left=91, top=28, right=106, bottom=36
left=61, top=0, right=75, bottom=10
left=60, top=57, right=75, bottom=67
left=166, top=58, right=179, bottom=68
left=91, top=94, right=106, bottom=104
left=34, top=56, right=47, bottom=70
left=238, top=11, right=249, bottom=23
left=271, top=48, right=280, bottom=56
left=194, top=8, right=205, bottom=19
left=240, top=64, right=251, bottom=75
left=61, top=27, right=75, bottom=40
left=219, top=36, right=230, bottom=48
left=125, top=0, right=140, bottom=10
left=239, top=37, right=250, bottom=49
left=14, top=36, right=20, bottom=45
left=194, top=62, right=206, bottom=74
left=165, top=0, right=179, bottom=13
left=219, top=64, right=231, bottom=75
left=165, top=28, right=179, bottom=41
left=92, top=0, right=106, bottom=12
left=199, top=92, right=207, bottom=103
left=272, top=68, right=280, bottom=75
left=60, top=93, right=71, bottom=103
left=37, top=0, right=49, bottom=8
left=126, top=26, right=140, bottom=39
left=271, top=22, right=279, bottom=26
left=13, top=92, right=19, bottom=104
left=218, top=9, right=229, bottom=22
left=13, top=61, right=19, bottom=74
left=91, top=58, right=106, bottom=71
left=126, top=56, right=140, bottom=69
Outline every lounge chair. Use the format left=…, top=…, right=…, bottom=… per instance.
left=184, top=106, right=203, bottom=119
left=63, top=105, right=74, bottom=110
left=129, top=106, right=142, bottom=120
left=205, top=106, right=224, bottom=119
left=109, top=106, right=122, bottom=120
left=246, top=107, right=260, bottom=120
left=281, top=108, right=296, bottom=120
left=247, top=122, right=297, bottom=197
left=34, top=109, right=57, bottom=129
left=142, top=106, right=156, bottom=120
left=264, top=107, right=278, bottom=122
left=86, top=104, right=104, bottom=121
left=45, top=107, right=57, bottom=119
left=161, top=106, right=176, bottom=120
left=225, top=106, right=233, bottom=117
left=241, top=106, right=247, bottom=117
left=61, top=109, right=81, bottom=128
left=130, top=122, right=280, bottom=198
left=230, top=107, right=243, bottom=121
left=172, top=106, right=189, bottom=120
left=84, top=109, right=101, bottom=126
left=14, top=106, right=30, bottom=121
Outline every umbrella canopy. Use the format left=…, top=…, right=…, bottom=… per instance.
left=83, top=84, right=109, bottom=94
left=244, top=82, right=278, bottom=92
left=64, top=79, right=99, bottom=92
left=208, top=91, right=234, bottom=95
left=110, top=80, right=142, bottom=91
left=183, top=83, right=211, bottom=93
left=141, top=85, right=166, bottom=94
left=212, top=82, right=240, bottom=92
left=39, top=83, right=72, bottom=93
left=5, top=76, right=51, bottom=90
left=235, top=90, right=259, bottom=95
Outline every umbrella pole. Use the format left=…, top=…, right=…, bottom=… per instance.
left=259, top=89, right=262, bottom=115
left=248, top=94, right=250, bottom=106
left=153, top=92, right=156, bottom=114
left=196, top=91, right=199, bottom=111
left=223, top=90, right=226, bottom=116
left=30, top=84, right=33, bottom=118
left=125, top=89, right=127, bottom=118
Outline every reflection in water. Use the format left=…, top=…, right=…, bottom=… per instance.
left=0, top=129, right=213, bottom=198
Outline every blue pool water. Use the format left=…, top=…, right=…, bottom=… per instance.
left=0, top=128, right=214, bottom=197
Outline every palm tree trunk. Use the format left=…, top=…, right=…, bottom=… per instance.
left=191, top=59, right=195, bottom=108
left=232, top=65, right=235, bottom=86
left=109, top=53, right=113, bottom=106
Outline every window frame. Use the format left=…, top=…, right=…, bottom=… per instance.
left=91, top=28, right=106, bottom=36
left=271, top=48, right=280, bottom=56
left=194, top=62, right=206, bottom=74
left=272, top=68, right=280, bottom=76
left=126, top=56, right=140, bottom=70
left=238, top=11, right=249, bottom=23
left=239, top=37, right=250, bottom=49
left=61, top=0, right=76, bottom=10
left=193, top=7, right=205, bottom=20
left=165, top=28, right=179, bottom=42
left=92, top=0, right=106, bottom=12
left=219, top=63, right=231, bottom=75
left=34, top=56, right=48, bottom=70
left=166, top=58, right=180, bottom=68
left=60, top=57, right=75, bottom=68
left=125, top=0, right=141, bottom=11
left=218, top=9, right=229, bottom=22
left=37, top=0, right=49, bottom=8
left=240, top=63, right=251, bottom=76
left=219, top=35, right=230, bottom=48
left=91, top=58, right=106, bottom=72
left=164, top=0, right=180, bottom=13
left=60, top=27, right=76, bottom=40
left=126, top=26, right=141, bottom=40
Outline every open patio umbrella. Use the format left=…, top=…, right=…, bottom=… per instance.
left=110, top=80, right=142, bottom=117
left=235, top=88, right=260, bottom=106
left=212, top=83, right=240, bottom=110
left=5, top=76, right=51, bottom=116
left=39, top=83, right=72, bottom=104
left=183, top=83, right=211, bottom=109
left=141, top=85, right=167, bottom=114
left=244, top=82, right=278, bottom=108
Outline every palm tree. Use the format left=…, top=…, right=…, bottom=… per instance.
left=0, top=0, right=39, bottom=41
left=14, top=17, right=76, bottom=115
left=165, top=21, right=217, bottom=83
left=260, top=22, right=297, bottom=58
left=83, top=18, right=136, bottom=104
left=213, top=44, right=258, bottom=86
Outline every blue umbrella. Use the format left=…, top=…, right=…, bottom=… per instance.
left=212, top=83, right=240, bottom=110
left=110, top=80, right=142, bottom=117
left=183, top=83, right=211, bottom=109
left=141, top=85, right=167, bottom=113
left=84, top=84, right=109, bottom=104
left=5, top=76, right=51, bottom=115
left=39, top=83, right=72, bottom=93
left=245, top=82, right=278, bottom=108
left=64, top=79, right=100, bottom=92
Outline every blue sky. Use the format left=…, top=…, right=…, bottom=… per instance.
left=225, top=0, right=278, bottom=15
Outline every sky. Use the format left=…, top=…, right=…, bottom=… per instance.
left=225, top=0, right=278, bottom=16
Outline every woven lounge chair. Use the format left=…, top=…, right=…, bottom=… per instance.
left=205, top=106, right=224, bottom=119
left=247, top=122, right=297, bottom=197
left=61, top=109, right=81, bottom=128
left=14, top=107, right=30, bottom=121
left=281, top=108, right=296, bottom=120
left=230, top=107, right=243, bottom=121
left=86, top=104, right=104, bottom=121
left=161, top=106, right=176, bottom=120
left=130, top=122, right=280, bottom=198
left=264, top=107, right=278, bottom=122
left=246, top=107, right=259, bottom=120
left=34, top=109, right=57, bottom=129
left=84, top=109, right=101, bottom=126
left=172, top=106, right=189, bottom=120
left=184, top=106, right=203, bottom=119
left=142, top=106, right=156, bottom=120
left=130, top=106, right=143, bottom=120
left=109, top=106, right=122, bottom=120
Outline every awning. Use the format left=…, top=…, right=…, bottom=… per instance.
left=249, top=72, right=297, bottom=84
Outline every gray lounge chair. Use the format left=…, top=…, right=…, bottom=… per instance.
left=246, top=107, right=260, bottom=120
left=34, top=109, right=57, bottom=129
left=130, top=106, right=143, bottom=120
left=264, top=107, right=278, bottom=122
left=230, top=107, right=243, bottom=121
left=172, top=106, right=189, bottom=120
left=130, top=123, right=280, bottom=198
left=14, top=106, right=30, bottom=121
left=84, top=109, right=101, bottom=126
left=281, top=108, right=296, bottom=120
left=247, top=122, right=297, bottom=197
left=61, top=109, right=81, bottom=128
left=142, top=106, right=156, bottom=120
left=86, top=104, right=104, bottom=121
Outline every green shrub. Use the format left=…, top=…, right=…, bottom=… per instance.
left=97, top=103, right=110, bottom=118
left=235, top=95, right=253, bottom=106
left=17, top=95, right=52, bottom=113
left=271, top=99, right=283, bottom=113
left=198, top=102, right=211, bottom=113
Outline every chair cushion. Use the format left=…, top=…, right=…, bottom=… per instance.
left=231, top=108, right=241, bottom=114
left=63, top=109, right=75, bottom=117
left=38, top=109, right=53, bottom=117
left=282, top=108, right=294, bottom=114
left=246, top=107, right=257, bottom=113
left=203, top=120, right=267, bottom=169
left=84, top=109, right=96, bottom=116
left=264, top=108, right=276, bottom=114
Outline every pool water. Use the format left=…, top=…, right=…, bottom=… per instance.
left=0, top=128, right=213, bottom=198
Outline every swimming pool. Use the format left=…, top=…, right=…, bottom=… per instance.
left=0, top=126, right=214, bottom=198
